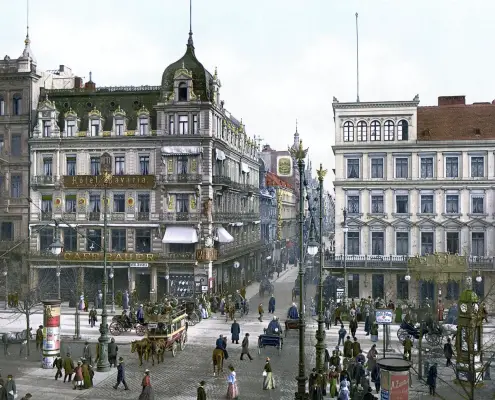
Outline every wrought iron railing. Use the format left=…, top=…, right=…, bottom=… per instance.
left=161, top=212, right=200, bottom=222
left=159, top=174, right=202, bottom=184
left=137, top=212, right=150, bottom=221
left=162, top=252, right=195, bottom=260
left=212, top=176, right=232, bottom=186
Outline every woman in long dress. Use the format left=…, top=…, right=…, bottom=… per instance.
left=262, top=357, right=275, bottom=390
left=226, top=365, right=239, bottom=399
left=328, top=366, right=339, bottom=398
left=367, top=344, right=378, bottom=372
left=139, top=369, right=154, bottom=400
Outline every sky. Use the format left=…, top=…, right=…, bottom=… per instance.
left=3, top=0, right=495, bottom=189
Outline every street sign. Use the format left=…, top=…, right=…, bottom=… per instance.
left=375, top=309, right=393, bottom=324
left=130, top=263, right=149, bottom=268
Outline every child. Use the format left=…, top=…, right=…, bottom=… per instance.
left=258, top=303, right=264, bottom=322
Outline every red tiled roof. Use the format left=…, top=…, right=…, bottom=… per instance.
left=266, top=171, right=293, bottom=189
left=417, top=102, right=495, bottom=141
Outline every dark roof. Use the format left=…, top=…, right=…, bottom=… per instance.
left=417, top=103, right=495, bottom=141
left=161, top=39, right=213, bottom=102
left=266, top=171, right=293, bottom=189
left=40, top=87, right=160, bottom=131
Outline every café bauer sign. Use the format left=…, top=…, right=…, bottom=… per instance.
left=63, top=252, right=157, bottom=262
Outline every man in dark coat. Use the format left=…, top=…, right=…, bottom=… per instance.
left=122, top=290, right=129, bottom=311
left=5, top=375, right=16, bottom=400
left=82, top=341, right=93, bottom=365
left=240, top=333, right=253, bottom=361
left=427, top=364, right=437, bottom=396
left=35, top=325, right=43, bottom=351
left=108, top=338, right=119, bottom=367
left=113, top=357, right=129, bottom=390
left=352, top=337, right=362, bottom=358
left=268, top=295, right=276, bottom=313
left=343, top=336, right=353, bottom=358
left=53, top=356, right=63, bottom=380
left=0, top=378, right=7, bottom=400
left=230, top=320, right=241, bottom=344
left=349, top=318, right=358, bottom=339
left=444, top=338, right=453, bottom=366
left=63, top=353, right=74, bottom=382
left=197, top=380, right=206, bottom=400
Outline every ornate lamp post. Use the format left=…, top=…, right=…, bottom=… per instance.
left=342, top=208, right=348, bottom=305
left=50, top=231, right=63, bottom=300
left=97, top=152, right=112, bottom=372
left=289, top=140, right=309, bottom=400
left=3, top=262, right=7, bottom=310
left=109, top=268, right=115, bottom=313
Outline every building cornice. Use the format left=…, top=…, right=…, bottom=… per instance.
left=332, top=100, right=420, bottom=110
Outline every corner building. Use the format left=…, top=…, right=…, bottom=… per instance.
left=28, top=32, right=262, bottom=301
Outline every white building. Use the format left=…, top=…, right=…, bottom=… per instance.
left=330, top=95, right=495, bottom=305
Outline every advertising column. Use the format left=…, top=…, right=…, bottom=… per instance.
left=377, top=358, right=411, bottom=400
left=42, top=300, right=61, bottom=368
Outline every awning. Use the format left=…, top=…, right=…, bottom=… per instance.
left=216, top=227, right=234, bottom=243
left=241, top=162, right=249, bottom=173
left=162, top=226, right=198, bottom=244
left=215, top=149, right=226, bottom=161
left=161, top=146, right=202, bottom=156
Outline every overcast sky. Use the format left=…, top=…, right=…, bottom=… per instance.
left=3, top=1, right=495, bottom=188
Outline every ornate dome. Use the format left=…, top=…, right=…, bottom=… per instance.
left=161, top=34, right=213, bottom=101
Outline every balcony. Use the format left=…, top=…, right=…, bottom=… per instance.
left=109, top=213, right=125, bottom=221
left=88, top=212, right=101, bottom=221
left=161, top=212, right=200, bottom=222
left=62, top=212, right=76, bottom=221
left=137, top=212, right=150, bottom=221
left=162, top=252, right=195, bottom=261
left=212, top=176, right=232, bottom=188
left=159, top=174, right=202, bottom=184
left=31, top=175, right=60, bottom=187
left=213, top=212, right=236, bottom=221
left=218, top=240, right=263, bottom=257
left=41, top=212, right=53, bottom=221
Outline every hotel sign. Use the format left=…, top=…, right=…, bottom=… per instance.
left=63, top=252, right=158, bottom=262
left=196, top=248, right=218, bottom=262
left=63, top=175, right=155, bottom=189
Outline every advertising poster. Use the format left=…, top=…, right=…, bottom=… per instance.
left=380, top=389, right=390, bottom=400
left=42, top=300, right=61, bottom=369
left=44, top=304, right=61, bottom=327
left=381, top=370, right=390, bottom=391
left=390, top=374, right=409, bottom=400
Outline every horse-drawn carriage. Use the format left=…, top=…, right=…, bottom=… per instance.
left=258, top=321, right=284, bottom=355
left=224, top=293, right=250, bottom=321
left=110, top=311, right=145, bottom=336
left=259, top=278, right=274, bottom=297
left=284, top=319, right=299, bottom=337
left=397, top=317, right=455, bottom=346
left=130, top=304, right=188, bottom=366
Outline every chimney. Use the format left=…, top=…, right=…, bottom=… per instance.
left=74, top=77, right=83, bottom=88
left=438, top=95, right=465, bottom=106
left=84, top=71, right=96, bottom=91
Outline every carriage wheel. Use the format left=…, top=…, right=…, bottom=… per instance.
left=188, top=312, right=199, bottom=326
left=426, top=333, right=441, bottom=347
left=136, top=325, right=146, bottom=336
left=397, top=328, right=408, bottom=342
left=171, top=341, right=177, bottom=357
left=179, top=332, right=187, bottom=351
left=109, top=322, right=122, bottom=336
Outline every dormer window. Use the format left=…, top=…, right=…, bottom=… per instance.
left=90, top=119, right=100, bottom=136
left=0, top=96, right=4, bottom=116
left=12, top=94, right=22, bottom=115
left=42, top=120, right=51, bottom=137
left=66, top=120, right=76, bottom=137
left=115, top=119, right=124, bottom=136
left=178, top=82, right=188, bottom=101
left=139, top=117, right=149, bottom=136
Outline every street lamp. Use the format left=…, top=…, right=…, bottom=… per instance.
left=476, top=275, right=482, bottom=283
left=405, top=274, right=411, bottom=282
left=307, top=230, right=319, bottom=257
left=342, top=208, right=348, bottom=305
left=50, top=236, right=64, bottom=300
left=3, top=266, right=7, bottom=310
left=109, top=269, right=115, bottom=313
left=289, top=140, right=309, bottom=400
left=56, top=268, right=61, bottom=299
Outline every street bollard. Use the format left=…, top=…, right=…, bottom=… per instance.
left=424, top=361, right=430, bottom=379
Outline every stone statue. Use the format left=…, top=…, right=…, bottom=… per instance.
left=203, top=198, right=212, bottom=220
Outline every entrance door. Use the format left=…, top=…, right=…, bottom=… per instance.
left=419, top=280, right=434, bottom=306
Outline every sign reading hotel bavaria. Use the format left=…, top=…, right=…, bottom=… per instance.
left=63, top=175, right=155, bottom=189
left=63, top=251, right=157, bottom=262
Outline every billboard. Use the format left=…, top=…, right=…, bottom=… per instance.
left=375, top=309, right=394, bottom=324
left=276, top=156, right=293, bottom=177
left=390, top=374, right=409, bottom=400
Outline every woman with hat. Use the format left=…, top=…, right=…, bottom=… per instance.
left=262, top=357, right=275, bottom=390
left=73, top=361, right=84, bottom=390
left=138, top=369, right=154, bottom=400
left=328, top=366, right=339, bottom=398
left=226, top=365, right=238, bottom=399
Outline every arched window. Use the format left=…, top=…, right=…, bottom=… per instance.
left=356, top=121, right=367, bottom=141
left=343, top=121, right=354, bottom=142
left=384, top=120, right=394, bottom=141
left=370, top=121, right=381, bottom=141
left=0, top=95, right=4, bottom=116
left=13, top=94, right=22, bottom=115
left=178, top=82, right=188, bottom=102
left=397, top=120, right=409, bottom=140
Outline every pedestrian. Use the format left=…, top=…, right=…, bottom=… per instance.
left=113, top=357, right=129, bottom=390
left=89, top=307, right=97, bottom=327
left=197, top=380, right=206, bottom=400
left=371, top=364, right=380, bottom=393
left=426, top=364, right=437, bottom=396
left=108, top=337, right=119, bottom=367
left=330, top=350, right=341, bottom=372
left=258, top=303, right=264, bottom=322
left=370, top=322, right=379, bottom=342
left=367, top=344, right=378, bottom=372
left=5, top=375, right=16, bottom=400
left=53, top=355, right=63, bottom=380
left=324, top=308, right=331, bottom=330
left=310, top=374, right=323, bottom=400
left=328, top=366, right=339, bottom=398
left=72, top=361, right=84, bottom=390
left=222, top=335, right=230, bottom=359
left=363, top=386, right=377, bottom=400
left=482, top=303, right=488, bottom=323
left=444, top=338, right=453, bottom=367
left=219, top=297, right=226, bottom=316
left=352, top=337, right=361, bottom=358
left=122, top=290, right=129, bottom=312
left=308, top=368, right=318, bottom=391
left=262, top=357, right=275, bottom=390
left=338, top=380, right=350, bottom=400
left=0, top=378, right=7, bottom=400
left=138, top=369, right=154, bottom=400
left=403, top=336, right=413, bottom=361
left=137, top=304, right=145, bottom=324
left=437, top=300, right=444, bottom=322
left=240, top=333, right=253, bottom=361
left=343, top=336, right=353, bottom=358
left=83, top=341, right=92, bottom=365
left=35, top=325, right=43, bottom=351
left=226, top=365, right=239, bottom=399
left=337, top=324, right=347, bottom=346
left=334, top=306, right=342, bottom=326
left=240, top=286, right=246, bottom=300
left=364, top=303, right=371, bottom=335
left=349, top=317, right=358, bottom=339
left=231, top=319, right=240, bottom=344
left=268, top=295, right=276, bottom=313
left=81, top=359, right=93, bottom=389
left=63, top=352, right=74, bottom=382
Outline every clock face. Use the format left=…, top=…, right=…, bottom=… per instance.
left=460, top=303, right=468, bottom=313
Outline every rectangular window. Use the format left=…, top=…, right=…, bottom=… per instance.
left=445, top=157, right=458, bottom=178
left=395, top=158, right=408, bottom=178
left=396, top=195, right=409, bottom=214
left=89, top=194, right=101, bottom=212
left=0, top=135, right=3, bottom=154
left=114, top=156, right=125, bottom=175
left=0, top=222, right=13, bottom=241
left=446, top=232, right=459, bottom=254
left=138, top=193, right=150, bottom=212
left=0, top=99, right=4, bottom=116
left=371, top=232, right=384, bottom=255
left=136, top=228, right=151, bottom=253
left=471, top=196, right=484, bottom=214
left=43, top=158, right=53, bottom=176
left=420, top=194, right=434, bottom=214
left=40, top=227, right=54, bottom=251
left=347, top=159, right=360, bottom=179
left=169, top=115, right=175, bottom=134
left=115, top=119, right=124, bottom=136
left=66, top=156, right=76, bottom=176
left=90, top=157, right=100, bottom=176
left=111, top=229, right=126, bottom=252
left=65, top=194, right=77, bottom=213
left=348, top=274, right=360, bottom=299
left=193, top=114, right=198, bottom=134
left=62, top=227, right=77, bottom=251
left=347, top=232, right=360, bottom=255
left=446, top=281, right=460, bottom=300
left=471, top=156, right=484, bottom=178
left=43, top=120, right=51, bottom=137
left=86, top=228, right=102, bottom=252
left=421, top=232, right=434, bottom=255
left=396, top=232, right=409, bottom=255
left=11, top=134, right=21, bottom=156
left=179, top=115, right=188, bottom=135
left=177, top=156, right=188, bottom=174
left=347, top=195, right=359, bottom=214
left=176, top=194, right=189, bottom=213
left=371, top=195, right=384, bottom=213
left=113, top=193, right=125, bottom=212
left=11, top=175, right=22, bottom=198
left=139, top=118, right=148, bottom=136
left=370, top=158, right=383, bottom=179
left=90, top=120, right=100, bottom=136
left=420, top=157, right=434, bottom=178
left=446, top=194, right=459, bottom=214
left=472, top=232, right=485, bottom=257
left=397, top=274, right=409, bottom=300
left=42, top=195, right=52, bottom=213
left=372, top=274, right=384, bottom=299
left=66, top=120, right=76, bottom=137
left=139, top=156, right=150, bottom=175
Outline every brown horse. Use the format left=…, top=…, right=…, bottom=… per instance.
left=149, top=339, right=166, bottom=366
left=212, top=348, right=224, bottom=376
left=131, top=339, right=151, bottom=366
left=225, top=302, right=235, bottom=322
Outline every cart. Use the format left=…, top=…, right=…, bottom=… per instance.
left=110, top=314, right=145, bottom=336
left=146, top=308, right=188, bottom=358
left=284, top=319, right=299, bottom=337
left=258, top=332, right=283, bottom=355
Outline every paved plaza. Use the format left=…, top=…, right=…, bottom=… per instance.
left=0, top=268, right=494, bottom=399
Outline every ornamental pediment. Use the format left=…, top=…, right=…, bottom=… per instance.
left=88, top=107, right=102, bottom=118
left=391, top=218, right=413, bottom=228
left=112, top=105, right=127, bottom=118
left=367, top=217, right=389, bottom=227
left=441, top=218, right=465, bottom=228
left=467, top=218, right=491, bottom=229
left=417, top=217, right=441, bottom=228
left=174, top=65, right=193, bottom=80
left=137, top=105, right=150, bottom=117
left=346, top=217, right=365, bottom=227
left=37, top=98, right=56, bottom=112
